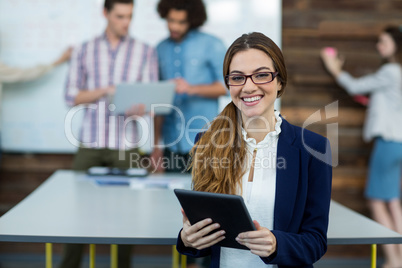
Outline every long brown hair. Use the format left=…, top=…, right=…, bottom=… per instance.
left=191, top=32, right=288, bottom=194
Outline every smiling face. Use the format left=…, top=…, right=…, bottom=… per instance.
left=229, top=48, right=282, bottom=124
left=376, top=32, right=397, bottom=60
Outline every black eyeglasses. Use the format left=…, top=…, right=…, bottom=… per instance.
left=225, top=72, right=279, bottom=86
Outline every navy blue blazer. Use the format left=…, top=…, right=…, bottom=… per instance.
left=176, top=117, right=333, bottom=268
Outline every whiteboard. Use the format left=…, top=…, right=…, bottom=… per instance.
left=0, top=0, right=281, bottom=153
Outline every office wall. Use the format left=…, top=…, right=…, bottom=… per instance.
left=280, top=0, right=402, bottom=214
left=0, top=0, right=281, bottom=153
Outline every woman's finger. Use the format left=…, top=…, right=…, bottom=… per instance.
left=181, top=208, right=189, bottom=223
left=189, top=229, right=226, bottom=250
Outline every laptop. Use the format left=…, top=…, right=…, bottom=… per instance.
left=113, top=81, right=175, bottom=115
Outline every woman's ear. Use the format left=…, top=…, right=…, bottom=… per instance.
left=277, top=83, right=282, bottom=97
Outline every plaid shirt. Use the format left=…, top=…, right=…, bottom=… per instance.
left=65, top=33, right=158, bottom=149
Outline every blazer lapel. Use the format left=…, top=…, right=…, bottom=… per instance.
left=274, top=118, right=300, bottom=231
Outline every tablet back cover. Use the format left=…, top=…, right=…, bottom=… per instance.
left=174, top=189, right=256, bottom=250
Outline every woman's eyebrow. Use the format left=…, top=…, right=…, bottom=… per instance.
left=229, top=66, right=273, bottom=74
left=254, top=66, right=273, bottom=72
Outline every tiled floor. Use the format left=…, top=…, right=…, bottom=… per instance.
left=0, top=254, right=380, bottom=268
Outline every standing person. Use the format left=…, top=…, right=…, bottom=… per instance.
left=177, top=32, right=332, bottom=267
left=61, top=0, right=158, bottom=267
left=153, top=0, right=227, bottom=173
left=0, top=47, right=72, bottom=160
left=321, top=26, right=402, bottom=268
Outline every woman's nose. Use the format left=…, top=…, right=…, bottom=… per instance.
left=242, top=76, right=257, bottom=92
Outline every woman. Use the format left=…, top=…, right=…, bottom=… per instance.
left=321, top=26, right=402, bottom=268
left=176, top=32, right=332, bottom=267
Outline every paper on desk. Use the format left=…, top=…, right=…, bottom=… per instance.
left=86, top=175, right=132, bottom=186
left=129, top=178, right=187, bottom=190
left=82, top=173, right=190, bottom=189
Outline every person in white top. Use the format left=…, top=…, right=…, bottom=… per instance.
left=176, top=32, right=332, bottom=268
left=321, top=25, right=402, bottom=268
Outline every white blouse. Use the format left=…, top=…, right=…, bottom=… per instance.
left=337, top=63, right=402, bottom=142
left=220, top=111, right=282, bottom=268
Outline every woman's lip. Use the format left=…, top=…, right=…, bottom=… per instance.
left=241, top=95, right=263, bottom=106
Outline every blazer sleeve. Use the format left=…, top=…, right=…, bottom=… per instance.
left=176, top=229, right=212, bottom=258
left=263, top=135, right=332, bottom=266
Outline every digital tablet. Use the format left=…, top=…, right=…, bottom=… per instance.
left=113, top=81, right=175, bottom=115
left=174, top=189, right=256, bottom=250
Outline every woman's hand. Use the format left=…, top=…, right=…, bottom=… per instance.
left=236, top=220, right=277, bottom=257
left=180, top=209, right=226, bottom=250
left=320, top=48, right=344, bottom=78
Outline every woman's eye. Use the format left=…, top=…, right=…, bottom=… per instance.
left=232, top=76, right=244, bottom=81
left=255, top=73, right=269, bottom=79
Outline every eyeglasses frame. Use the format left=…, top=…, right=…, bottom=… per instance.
left=225, top=71, right=279, bottom=86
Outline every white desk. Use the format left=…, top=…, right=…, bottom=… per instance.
left=1, top=170, right=402, bottom=267
left=0, top=170, right=191, bottom=245
left=328, top=201, right=402, bottom=245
